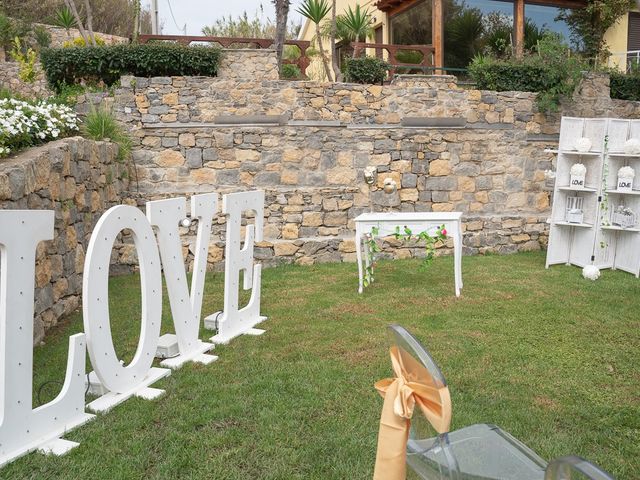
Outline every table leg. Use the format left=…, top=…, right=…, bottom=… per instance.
left=355, top=232, right=364, bottom=294
left=458, top=226, right=463, bottom=289
left=453, top=225, right=462, bottom=297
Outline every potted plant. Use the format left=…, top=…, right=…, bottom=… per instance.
left=617, top=166, right=635, bottom=192
left=611, top=205, right=636, bottom=229
left=570, top=163, right=587, bottom=189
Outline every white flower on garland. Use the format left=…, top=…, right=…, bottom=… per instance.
left=582, top=265, right=600, bottom=281
left=574, top=137, right=592, bottom=152
left=618, top=166, right=635, bottom=179
left=623, top=138, right=640, bottom=155
left=570, top=163, right=587, bottom=176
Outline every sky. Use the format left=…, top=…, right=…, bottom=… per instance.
left=145, top=0, right=305, bottom=36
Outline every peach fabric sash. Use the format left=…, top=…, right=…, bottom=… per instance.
left=373, top=345, right=452, bottom=480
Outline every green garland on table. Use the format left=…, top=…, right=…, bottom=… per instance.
left=363, top=224, right=447, bottom=288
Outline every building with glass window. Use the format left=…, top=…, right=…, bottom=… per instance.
left=298, top=0, right=639, bottom=75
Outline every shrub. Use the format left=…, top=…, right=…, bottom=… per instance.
left=468, top=33, right=587, bottom=112
left=281, top=64, right=301, bottom=79
left=81, top=107, right=131, bottom=161
left=62, top=36, right=107, bottom=48
left=610, top=72, right=640, bottom=102
left=40, top=43, right=222, bottom=91
left=0, top=97, right=79, bottom=157
left=467, top=55, right=559, bottom=92
left=10, top=37, right=39, bottom=83
left=33, top=25, right=52, bottom=49
left=344, top=56, right=389, bottom=84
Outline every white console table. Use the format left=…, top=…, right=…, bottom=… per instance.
left=354, top=212, right=464, bottom=296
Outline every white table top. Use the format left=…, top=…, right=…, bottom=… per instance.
left=355, top=212, right=463, bottom=222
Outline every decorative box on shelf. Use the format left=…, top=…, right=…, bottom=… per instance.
left=611, top=206, right=637, bottom=228
left=569, top=163, right=586, bottom=189
left=565, top=196, right=584, bottom=223
left=617, top=166, right=635, bottom=192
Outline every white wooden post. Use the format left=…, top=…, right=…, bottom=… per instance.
left=205, top=191, right=267, bottom=344
left=83, top=205, right=170, bottom=413
left=0, top=211, right=94, bottom=466
left=147, top=194, right=218, bottom=369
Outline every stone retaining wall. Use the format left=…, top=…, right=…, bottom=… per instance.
left=217, top=49, right=279, bottom=81
left=35, top=24, right=129, bottom=48
left=0, top=137, right=129, bottom=344
left=0, top=62, right=51, bottom=98
left=97, top=73, right=640, bottom=269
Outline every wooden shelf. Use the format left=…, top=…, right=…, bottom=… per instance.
left=553, top=221, right=593, bottom=228
left=558, top=186, right=598, bottom=193
left=605, top=189, right=640, bottom=196
left=545, top=149, right=601, bottom=156
left=608, top=152, right=640, bottom=158
left=601, top=225, right=640, bottom=232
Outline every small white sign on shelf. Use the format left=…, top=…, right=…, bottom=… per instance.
left=570, top=163, right=587, bottom=189
left=617, top=166, right=635, bottom=192
left=205, top=191, right=267, bottom=344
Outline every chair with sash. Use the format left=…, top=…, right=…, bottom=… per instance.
left=372, top=325, right=615, bottom=480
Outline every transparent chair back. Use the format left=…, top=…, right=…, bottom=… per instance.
left=544, top=456, right=615, bottom=480
left=387, top=324, right=459, bottom=479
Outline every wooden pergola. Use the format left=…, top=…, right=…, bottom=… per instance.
left=375, top=0, right=587, bottom=70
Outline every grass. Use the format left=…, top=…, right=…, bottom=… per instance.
left=4, top=252, right=639, bottom=479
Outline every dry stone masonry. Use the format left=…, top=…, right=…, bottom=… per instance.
left=88, top=66, right=639, bottom=270
left=0, top=137, right=130, bottom=343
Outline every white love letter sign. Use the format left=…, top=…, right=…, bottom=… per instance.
left=0, top=189, right=270, bottom=467
left=83, top=205, right=171, bottom=413
left=205, top=190, right=267, bottom=344
left=147, top=194, right=218, bottom=369
left=0, top=211, right=94, bottom=467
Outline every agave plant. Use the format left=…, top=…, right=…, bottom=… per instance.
left=297, top=0, right=333, bottom=81
left=54, top=6, right=77, bottom=32
left=336, top=4, right=373, bottom=52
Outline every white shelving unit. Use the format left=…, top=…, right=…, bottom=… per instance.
left=546, top=117, right=640, bottom=277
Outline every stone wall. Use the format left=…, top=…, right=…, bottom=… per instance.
left=0, top=137, right=129, bottom=344
left=35, top=23, right=129, bottom=48
left=217, top=49, right=279, bottom=81
left=79, top=70, right=639, bottom=270
left=0, top=62, right=51, bottom=98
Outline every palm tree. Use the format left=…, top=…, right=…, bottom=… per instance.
left=273, top=0, right=291, bottom=73
left=297, top=0, right=333, bottom=81
left=337, top=4, right=373, bottom=56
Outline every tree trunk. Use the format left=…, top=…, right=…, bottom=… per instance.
left=273, top=0, right=290, bottom=74
left=83, top=0, right=97, bottom=46
left=64, top=0, right=89, bottom=45
left=352, top=34, right=360, bottom=58
left=133, top=0, right=141, bottom=42
left=316, top=24, right=333, bottom=82
left=330, top=0, right=342, bottom=82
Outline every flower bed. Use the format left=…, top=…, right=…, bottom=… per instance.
left=0, top=98, right=79, bottom=157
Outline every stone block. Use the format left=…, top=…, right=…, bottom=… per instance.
left=429, top=160, right=451, bottom=176
left=179, top=133, right=196, bottom=147
left=186, top=148, right=203, bottom=168
left=302, top=212, right=323, bottom=227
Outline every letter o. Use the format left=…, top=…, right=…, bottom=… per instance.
left=83, top=205, right=162, bottom=393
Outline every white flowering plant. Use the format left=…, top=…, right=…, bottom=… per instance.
left=570, top=163, right=587, bottom=176
left=618, top=166, right=635, bottom=178
left=0, top=98, right=79, bottom=158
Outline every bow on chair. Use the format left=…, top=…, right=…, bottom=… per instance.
left=373, top=345, right=452, bottom=480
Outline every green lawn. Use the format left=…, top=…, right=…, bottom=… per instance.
left=5, top=252, right=639, bottom=479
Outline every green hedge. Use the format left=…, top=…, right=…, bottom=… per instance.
left=468, top=58, right=562, bottom=93
left=41, top=43, right=222, bottom=91
left=610, top=72, right=640, bottom=102
left=344, top=57, right=389, bottom=85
